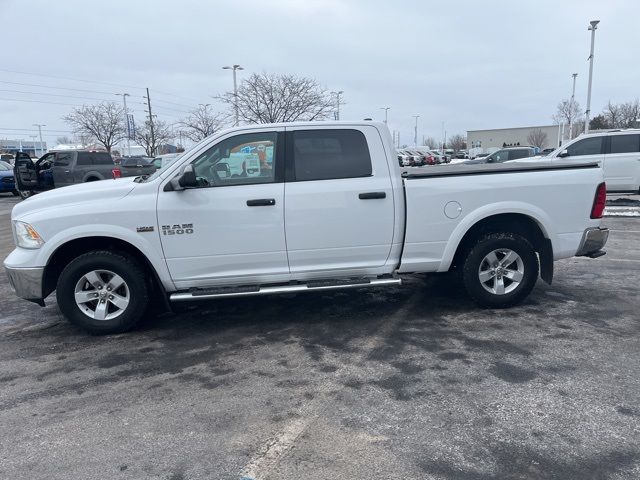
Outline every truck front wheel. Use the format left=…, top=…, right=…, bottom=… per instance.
left=56, top=251, right=149, bottom=334
left=461, top=232, right=539, bottom=308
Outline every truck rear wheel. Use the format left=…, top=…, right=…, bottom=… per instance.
left=461, top=232, right=538, bottom=308
left=56, top=251, right=149, bottom=334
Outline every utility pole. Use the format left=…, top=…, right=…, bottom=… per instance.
left=412, top=115, right=419, bottom=146
left=568, top=73, right=578, bottom=140
left=222, top=65, right=243, bottom=126
left=145, top=88, right=156, bottom=156
left=380, top=107, right=390, bottom=124
left=29, top=135, right=38, bottom=157
left=585, top=20, right=600, bottom=134
left=115, top=93, right=131, bottom=156
left=32, top=123, right=45, bottom=156
left=331, top=91, right=344, bottom=120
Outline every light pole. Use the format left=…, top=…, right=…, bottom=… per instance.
left=32, top=123, right=45, bottom=157
left=330, top=91, right=344, bottom=120
left=569, top=73, right=578, bottom=139
left=29, top=135, right=38, bottom=157
left=585, top=20, right=600, bottom=134
left=380, top=107, right=390, bottom=124
left=412, top=115, right=419, bottom=146
left=115, top=93, right=131, bottom=156
left=223, top=64, right=243, bottom=126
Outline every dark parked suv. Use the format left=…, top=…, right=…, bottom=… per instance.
left=14, top=150, right=117, bottom=198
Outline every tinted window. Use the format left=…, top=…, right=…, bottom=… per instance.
left=122, top=158, right=150, bottom=167
left=610, top=134, right=640, bottom=154
left=93, top=152, right=114, bottom=165
left=76, top=152, right=91, bottom=166
left=190, top=132, right=277, bottom=187
left=292, top=129, right=372, bottom=181
left=566, top=137, right=603, bottom=156
left=509, top=149, right=533, bottom=160
left=53, top=153, right=72, bottom=166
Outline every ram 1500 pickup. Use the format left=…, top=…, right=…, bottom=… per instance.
left=5, top=122, right=609, bottom=334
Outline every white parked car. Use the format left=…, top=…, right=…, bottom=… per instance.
left=506, top=129, right=640, bottom=193
left=6, top=121, right=608, bottom=334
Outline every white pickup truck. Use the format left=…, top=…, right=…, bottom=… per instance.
left=5, top=122, right=609, bottom=334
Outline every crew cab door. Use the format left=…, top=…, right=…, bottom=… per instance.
left=604, top=133, right=640, bottom=192
left=157, top=129, right=289, bottom=288
left=13, top=152, right=41, bottom=191
left=283, top=126, right=395, bottom=274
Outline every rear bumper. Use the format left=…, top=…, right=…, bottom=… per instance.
left=576, top=227, right=609, bottom=257
left=5, top=266, right=45, bottom=303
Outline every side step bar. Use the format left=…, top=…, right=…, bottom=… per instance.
left=169, top=277, right=402, bottom=302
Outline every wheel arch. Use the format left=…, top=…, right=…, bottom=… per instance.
left=445, top=212, right=554, bottom=283
left=43, top=236, right=171, bottom=311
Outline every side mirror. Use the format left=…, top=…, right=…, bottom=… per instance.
left=558, top=149, right=569, bottom=158
left=166, top=164, right=198, bottom=191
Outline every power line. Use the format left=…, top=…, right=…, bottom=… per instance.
left=0, top=79, right=116, bottom=95
left=0, top=97, right=81, bottom=107
left=0, top=68, right=145, bottom=91
left=0, top=88, right=115, bottom=103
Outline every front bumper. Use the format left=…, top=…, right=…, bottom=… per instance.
left=576, top=227, right=609, bottom=257
left=5, top=266, right=45, bottom=304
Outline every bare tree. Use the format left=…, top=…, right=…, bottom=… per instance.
left=56, top=135, right=72, bottom=145
left=527, top=128, right=548, bottom=149
left=422, top=136, right=438, bottom=149
left=603, top=100, right=640, bottom=128
left=552, top=99, right=582, bottom=127
left=63, top=102, right=126, bottom=152
left=134, top=119, right=172, bottom=157
left=178, top=105, right=225, bottom=142
left=219, top=72, right=335, bottom=124
left=448, top=134, right=467, bottom=152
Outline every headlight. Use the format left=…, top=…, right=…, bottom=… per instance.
left=13, top=221, right=45, bottom=249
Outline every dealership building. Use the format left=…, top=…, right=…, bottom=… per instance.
left=467, top=125, right=561, bottom=154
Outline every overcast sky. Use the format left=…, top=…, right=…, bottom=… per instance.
left=1, top=0, right=638, bottom=148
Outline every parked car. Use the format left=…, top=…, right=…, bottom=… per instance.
left=505, top=130, right=640, bottom=193
left=13, top=150, right=118, bottom=198
left=462, top=147, right=537, bottom=165
left=0, top=160, right=18, bottom=196
left=401, top=149, right=425, bottom=166
left=117, top=157, right=157, bottom=178
left=1, top=153, right=15, bottom=165
left=6, top=121, right=609, bottom=334
left=153, top=153, right=182, bottom=170
left=541, top=148, right=556, bottom=156
left=397, top=150, right=411, bottom=167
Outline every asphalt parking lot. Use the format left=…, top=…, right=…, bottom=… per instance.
left=0, top=193, right=639, bottom=480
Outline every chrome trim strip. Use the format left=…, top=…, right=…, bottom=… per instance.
left=170, top=277, right=402, bottom=302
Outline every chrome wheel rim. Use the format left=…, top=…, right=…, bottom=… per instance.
left=478, top=249, right=524, bottom=295
left=74, top=269, right=130, bottom=321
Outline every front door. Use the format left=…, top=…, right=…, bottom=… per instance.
left=604, top=133, right=640, bottom=192
left=157, top=129, right=289, bottom=289
left=13, top=152, right=41, bottom=191
left=283, top=126, right=395, bottom=275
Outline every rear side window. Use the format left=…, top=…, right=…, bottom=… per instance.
left=566, top=137, right=603, bottom=156
left=509, top=149, right=533, bottom=160
left=609, top=134, right=640, bottom=154
left=93, top=152, right=114, bottom=165
left=291, top=129, right=372, bottom=181
left=76, top=152, right=91, bottom=166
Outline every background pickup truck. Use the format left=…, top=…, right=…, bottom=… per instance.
left=117, top=157, right=157, bottom=178
left=5, top=122, right=609, bottom=334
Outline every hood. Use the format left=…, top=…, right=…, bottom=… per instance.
left=12, top=177, right=137, bottom=220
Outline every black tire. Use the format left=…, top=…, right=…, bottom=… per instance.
left=12, top=190, right=19, bottom=196
left=56, top=251, right=149, bottom=334
left=18, top=190, right=33, bottom=199
left=461, top=232, right=539, bottom=308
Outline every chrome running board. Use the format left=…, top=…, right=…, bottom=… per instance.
left=169, top=277, right=401, bottom=302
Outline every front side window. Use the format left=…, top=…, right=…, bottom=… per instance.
left=566, top=137, right=603, bottom=157
left=610, top=134, right=640, bottom=154
left=190, top=132, right=277, bottom=187
left=53, top=153, right=70, bottom=167
left=291, top=129, right=372, bottom=181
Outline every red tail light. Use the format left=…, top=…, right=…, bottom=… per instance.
left=112, top=168, right=122, bottom=179
left=590, top=182, right=606, bottom=219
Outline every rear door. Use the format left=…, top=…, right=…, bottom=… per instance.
left=604, top=133, right=640, bottom=192
left=283, top=126, right=395, bottom=274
